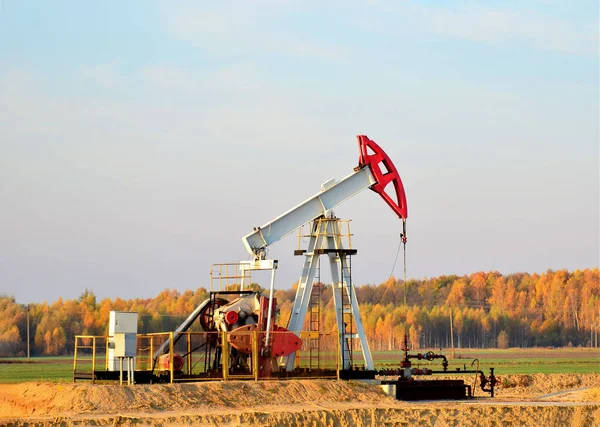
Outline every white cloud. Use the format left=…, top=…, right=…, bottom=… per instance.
left=0, top=67, right=333, bottom=152
left=381, top=2, right=598, bottom=56
left=142, top=63, right=265, bottom=95
left=159, top=1, right=598, bottom=60
left=160, top=1, right=349, bottom=61
left=290, top=43, right=345, bottom=61
left=426, top=6, right=597, bottom=55
left=142, top=66, right=199, bottom=90
left=78, top=61, right=121, bottom=88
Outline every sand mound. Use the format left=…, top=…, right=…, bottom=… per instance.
left=2, top=375, right=599, bottom=426
left=499, top=373, right=600, bottom=398
left=581, top=388, right=600, bottom=402
left=0, top=379, right=392, bottom=418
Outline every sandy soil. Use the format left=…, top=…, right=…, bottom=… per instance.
left=1, top=375, right=598, bottom=426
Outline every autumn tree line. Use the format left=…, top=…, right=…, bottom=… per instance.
left=0, top=269, right=598, bottom=356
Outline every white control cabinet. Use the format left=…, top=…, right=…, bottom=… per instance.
left=108, top=311, right=138, bottom=371
left=113, top=333, right=137, bottom=357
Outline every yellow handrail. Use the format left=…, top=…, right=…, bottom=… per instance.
left=252, top=331, right=259, bottom=381
left=169, top=331, right=174, bottom=384
left=221, top=332, right=229, bottom=380
left=74, top=335, right=106, bottom=383
left=73, top=330, right=341, bottom=383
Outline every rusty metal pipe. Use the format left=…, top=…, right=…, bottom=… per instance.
left=408, top=351, right=449, bottom=371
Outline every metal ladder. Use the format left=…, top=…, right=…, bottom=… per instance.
left=339, top=253, right=354, bottom=370
left=308, top=257, right=321, bottom=369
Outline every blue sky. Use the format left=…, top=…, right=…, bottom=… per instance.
left=1, top=1, right=598, bottom=303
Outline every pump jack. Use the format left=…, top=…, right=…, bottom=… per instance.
left=155, top=135, right=407, bottom=378
left=75, top=134, right=498, bottom=398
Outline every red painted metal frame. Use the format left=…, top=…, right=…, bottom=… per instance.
left=228, top=294, right=302, bottom=378
left=357, top=135, right=408, bottom=219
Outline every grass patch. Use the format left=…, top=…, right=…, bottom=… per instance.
left=0, top=357, right=73, bottom=383
left=372, top=347, right=600, bottom=375
left=0, top=348, right=598, bottom=382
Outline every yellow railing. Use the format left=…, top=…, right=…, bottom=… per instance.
left=209, top=263, right=252, bottom=291
left=74, top=330, right=341, bottom=384
left=136, top=330, right=341, bottom=382
left=73, top=335, right=108, bottom=383
left=137, top=331, right=220, bottom=379
left=297, top=218, right=353, bottom=251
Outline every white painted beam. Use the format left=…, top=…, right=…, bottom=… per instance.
left=242, top=167, right=375, bottom=258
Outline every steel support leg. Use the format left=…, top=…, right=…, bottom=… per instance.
left=328, top=240, right=374, bottom=370
left=285, top=234, right=320, bottom=370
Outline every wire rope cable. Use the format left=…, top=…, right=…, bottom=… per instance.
left=359, top=224, right=406, bottom=316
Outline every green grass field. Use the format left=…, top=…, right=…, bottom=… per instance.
left=0, top=348, right=598, bottom=383
left=0, top=357, right=74, bottom=383
left=373, top=348, right=600, bottom=375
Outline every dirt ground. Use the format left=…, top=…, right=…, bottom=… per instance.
left=1, top=374, right=599, bottom=426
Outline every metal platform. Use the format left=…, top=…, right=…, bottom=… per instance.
left=74, top=367, right=375, bottom=384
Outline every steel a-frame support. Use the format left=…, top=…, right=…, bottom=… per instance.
left=285, top=218, right=374, bottom=371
